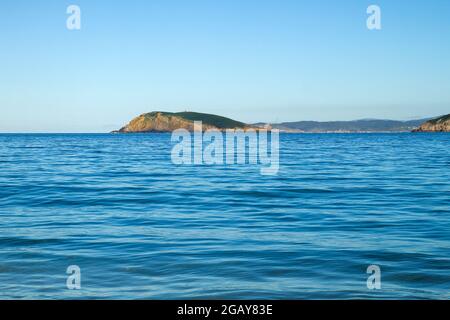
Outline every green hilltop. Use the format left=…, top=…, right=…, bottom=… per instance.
left=153, top=111, right=246, bottom=129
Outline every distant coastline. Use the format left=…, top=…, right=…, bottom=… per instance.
left=113, top=111, right=450, bottom=134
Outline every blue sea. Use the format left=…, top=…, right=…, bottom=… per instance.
left=0, top=133, right=449, bottom=299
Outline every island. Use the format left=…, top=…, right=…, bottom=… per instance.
left=113, top=111, right=253, bottom=133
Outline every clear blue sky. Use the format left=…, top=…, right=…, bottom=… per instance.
left=1, top=0, right=449, bottom=132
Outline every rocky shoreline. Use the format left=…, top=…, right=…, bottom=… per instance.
left=413, top=114, right=450, bottom=132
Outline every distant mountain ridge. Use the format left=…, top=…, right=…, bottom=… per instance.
left=254, top=118, right=435, bottom=133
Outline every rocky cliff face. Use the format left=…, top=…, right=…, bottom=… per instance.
left=114, top=111, right=251, bottom=133
left=413, top=114, right=450, bottom=132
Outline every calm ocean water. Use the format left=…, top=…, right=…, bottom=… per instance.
left=0, top=133, right=449, bottom=299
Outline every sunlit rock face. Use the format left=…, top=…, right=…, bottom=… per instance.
left=413, top=114, right=450, bottom=132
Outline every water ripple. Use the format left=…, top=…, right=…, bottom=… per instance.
left=0, top=133, right=449, bottom=299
